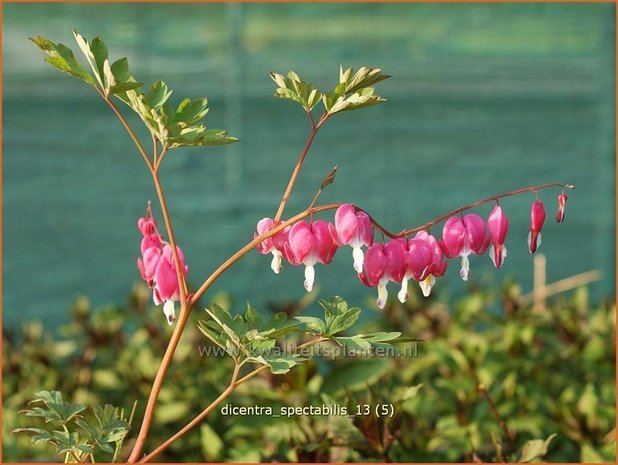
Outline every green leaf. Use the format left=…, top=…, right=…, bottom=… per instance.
left=199, top=302, right=304, bottom=362
left=99, top=442, right=114, bottom=454
left=258, top=312, right=304, bottom=339
left=90, top=36, right=109, bottom=84
left=93, top=404, right=129, bottom=444
left=317, top=296, right=362, bottom=336
left=73, top=30, right=106, bottom=89
left=330, top=307, right=361, bottom=335
left=109, top=81, right=143, bottom=94
left=519, top=433, right=557, bottom=462
left=245, top=303, right=264, bottom=327
left=248, top=354, right=307, bottom=374
left=296, top=316, right=327, bottom=335
left=335, top=332, right=407, bottom=355
left=365, top=331, right=405, bottom=342
left=110, top=57, right=129, bottom=82
left=122, top=90, right=169, bottom=140
left=204, top=304, right=245, bottom=357
left=197, top=128, right=238, bottom=146
left=336, top=335, right=372, bottom=352
left=20, top=390, right=86, bottom=425
left=326, top=307, right=361, bottom=336
left=52, top=430, right=81, bottom=455
left=270, top=71, right=323, bottom=112
left=196, top=320, right=229, bottom=352
left=57, top=31, right=236, bottom=149
left=175, top=97, right=209, bottom=124
left=30, top=36, right=95, bottom=85
left=73, top=404, right=128, bottom=455
left=107, top=57, right=143, bottom=96
left=166, top=126, right=238, bottom=148
left=146, top=81, right=173, bottom=110
left=339, top=66, right=391, bottom=94
left=200, top=423, right=224, bottom=461
left=320, top=66, right=390, bottom=116
left=12, top=428, right=55, bottom=447
left=246, top=338, right=276, bottom=355
left=75, top=417, right=99, bottom=441
left=323, top=87, right=386, bottom=115
left=320, top=296, right=348, bottom=317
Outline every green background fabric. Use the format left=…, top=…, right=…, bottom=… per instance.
left=3, top=3, right=615, bottom=328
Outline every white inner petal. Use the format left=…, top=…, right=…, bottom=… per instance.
left=377, top=282, right=389, bottom=310
left=163, top=300, right=176, bottom=325
left=270, top=250, right=283, bottom=274
left=304, top=264, right=315, bottom=292
left=397, top=276, right=410, bottom=303
left=460, top=254, right=470, bottom=281
left=352, top=246, right=365, bottom=273
left=419, top=275, right=435, bottom=297
left=489, top=245, right=507, bottom=268
left=489, top=245, right=497, bottom=267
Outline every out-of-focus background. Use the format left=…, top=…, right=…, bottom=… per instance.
left=3, top=3, right=615, bottom=329
left=2, top=4, right=616, bottom=463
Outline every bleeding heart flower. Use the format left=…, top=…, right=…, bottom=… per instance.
left=137, top=215, right=164, bottom=284
left=487, top=205, right=509, bottom=268
left=413, top=231, right=448, bottom=297
left=152, top=245, right=188, bottom=324
left=528, top=200, right=546, bottom=254
left=556, top=193, right=568, bottom=223
left=358, top=240, right=406, bottom=309
left=285, top=220, right=338, bottom=292
left=254, top=217, right=290, bottom=274
left=440, top=214, right=489, bottom=281
left=397, top=238, right=433, bottom=303
left=334, top=204, right=374, bottom=272
left=137, top=213, right=188, bottom=325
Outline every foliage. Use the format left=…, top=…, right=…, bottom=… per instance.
left=31, top=31, right=237, bottom=149
left=196, top=296, right=410, bottom=376
left=13, top=390, right=130, bottom=462
left=4, top=283, right=615, bottom=462
left=31, top=32, right=392, bottom=152
left=270, top=66, right=390, bottom=116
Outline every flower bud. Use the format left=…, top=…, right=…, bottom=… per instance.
left=487, top=205, right=509, bottom=269
left=528, top=200, right=546, bottom=254
left=556, top=193, right=568, bottom=223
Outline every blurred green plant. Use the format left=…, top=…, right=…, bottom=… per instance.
left=5, top=282, right=615, bottom=462
left=13, top=391, right=131, bottom=462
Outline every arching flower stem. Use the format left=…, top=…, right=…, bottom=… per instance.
left=366, top=182, right=575, bottom=239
